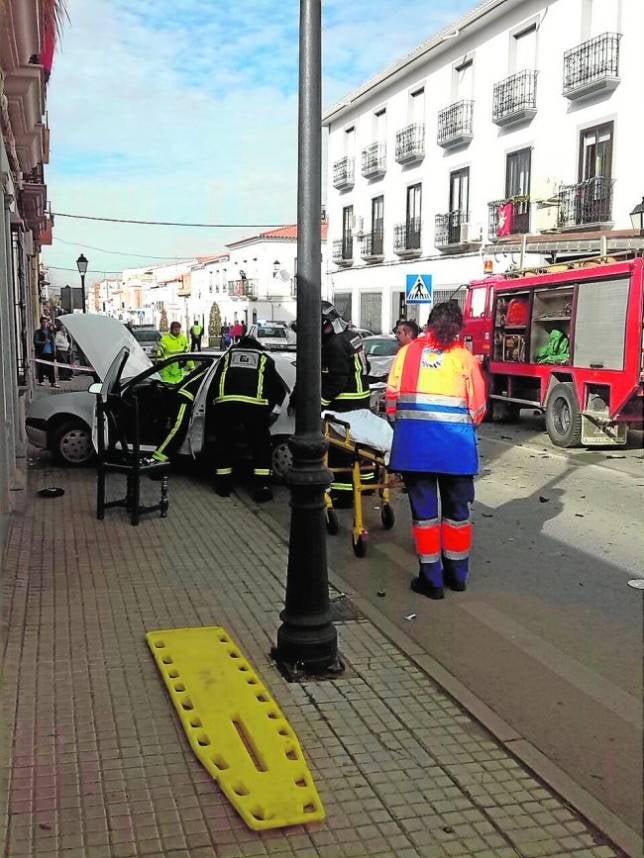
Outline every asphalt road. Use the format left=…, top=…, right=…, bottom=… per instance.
left=263, top=415, right=644, bottom=837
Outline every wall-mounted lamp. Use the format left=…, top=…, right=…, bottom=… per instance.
left=273, top=259, right=280, bottom=277
left=629, top=197, right=644, bottom=232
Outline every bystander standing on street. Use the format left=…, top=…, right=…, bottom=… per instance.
left=189, top=319, right=203, bottom=351
left=54, top=322, right=72, bottom=380
left=394, top=319, right=420, bottom=348
left=33, top=316, right=57, bottom=386
left=386, top=301, right=486, bottom=599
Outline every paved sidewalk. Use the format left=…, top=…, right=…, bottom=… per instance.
left=0, top=462, right=624, bottom=858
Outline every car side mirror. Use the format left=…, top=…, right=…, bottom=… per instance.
left=88, top=382, right=102, bottom=395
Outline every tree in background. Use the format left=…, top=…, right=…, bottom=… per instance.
left=159, top=307, right=168, bottom=332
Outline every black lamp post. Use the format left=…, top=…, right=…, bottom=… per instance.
left=76, top=253, right=88, bottom=313
left=274, top=0, right=339, bottom=675
left=629, top=198, right=644, bottom=233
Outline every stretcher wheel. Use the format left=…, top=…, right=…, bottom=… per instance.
left=326, top=509, right=339, bottom=535
left=381, top=504, right=395, bottom=530
left=352, top=532, right=367, bottom=558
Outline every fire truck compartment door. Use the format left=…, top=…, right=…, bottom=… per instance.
left=573, top=277, right=629, bottom=370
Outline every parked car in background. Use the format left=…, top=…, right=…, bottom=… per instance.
left=353, top=327, right=374, bottom=339
left=26, top=315, right=297, bottom=477
left=129, top=325, right=161, bottom=358
left=247, top=322, right=295, bottom=351
left=362, top=335, right=398, bottom=381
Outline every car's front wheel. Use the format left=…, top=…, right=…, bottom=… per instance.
left=50, top=418, right=93, bottom=466
left=271, top=436, right=293, bottom=482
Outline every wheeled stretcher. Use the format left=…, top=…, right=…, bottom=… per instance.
left=322, top=411, right=400, bottom=557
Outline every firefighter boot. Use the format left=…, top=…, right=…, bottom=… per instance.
left=253, top=482, right=273, bottom=503
left=214, top=476, right=232, bottom=498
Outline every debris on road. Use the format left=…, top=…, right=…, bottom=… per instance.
left=404, top=613, right=417, bottom=621
left=539, top=495, right=550, bottom=503
left=377, top=590, right=386, bottom=597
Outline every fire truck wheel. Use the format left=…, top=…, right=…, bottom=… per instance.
left=545, top=383, right=582, bottom=448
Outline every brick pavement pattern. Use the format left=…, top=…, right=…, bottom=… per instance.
left=0, top=463, right=622, bottom=858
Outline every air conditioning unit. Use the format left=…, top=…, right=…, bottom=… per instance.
left=459, top=222, right=481, bottom=244
left=532, top=176, right=562, bottom=206
left=534, top=203, right=559, bottom=232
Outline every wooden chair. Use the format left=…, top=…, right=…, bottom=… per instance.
left=96, top=388, right=170, bottom=526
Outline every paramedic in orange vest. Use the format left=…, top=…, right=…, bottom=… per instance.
left=386, top=301, right=487, bottom=599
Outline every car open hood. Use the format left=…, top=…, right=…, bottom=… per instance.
left=59, top=314, right=153, bottom=381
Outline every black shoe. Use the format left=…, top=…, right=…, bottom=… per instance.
left=410, top=576, right=444, bottom=600
left=444, top=573, right=467, bottom=592
left=253, top=485, right=273, bottom=503
left=215, top=483, right=231, bottom=497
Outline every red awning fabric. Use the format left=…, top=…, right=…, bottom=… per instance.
left=42, top=27, right=56, bottom=74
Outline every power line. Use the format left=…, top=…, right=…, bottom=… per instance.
left=45, top=265, right=123, bottom=274
left=52, top=211, right=284, bottom=228
left=54, top=237, right=191, bottom=261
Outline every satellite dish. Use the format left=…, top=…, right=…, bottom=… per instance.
left=278, top=269, right=290, bottom=282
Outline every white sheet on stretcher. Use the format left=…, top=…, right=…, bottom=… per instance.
left=323, top=409, right=393, bottom=464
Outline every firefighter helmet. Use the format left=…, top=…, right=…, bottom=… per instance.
left=321, top=300, right=348, bottom=334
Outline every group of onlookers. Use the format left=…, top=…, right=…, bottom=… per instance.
left=33, top=316, right=73, bottom=386
left=219, top=320, right=246, bottom=349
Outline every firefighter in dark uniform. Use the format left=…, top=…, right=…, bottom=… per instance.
left=320, top=302, right=372, bottom=505
left=209, top=335, right=288, bottom=502
left=150, top=362, right=210, bottom=463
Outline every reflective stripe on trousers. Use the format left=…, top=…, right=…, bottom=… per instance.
left=412, top=517, right=441, bottom=563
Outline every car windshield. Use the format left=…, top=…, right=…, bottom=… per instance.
left=131, top=329, right=160, bottom=342
left=258, top=325, right=286, bottom=338
left=363, top=338, right=398, bottom=357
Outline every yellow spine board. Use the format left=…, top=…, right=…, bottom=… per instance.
left=146, top=626, right=326, bottom=830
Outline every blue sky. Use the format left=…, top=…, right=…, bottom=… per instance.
left=43, top=0, right=476, bottom=285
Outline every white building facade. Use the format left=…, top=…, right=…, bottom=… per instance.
left=323, top=0, right=644, bottom=335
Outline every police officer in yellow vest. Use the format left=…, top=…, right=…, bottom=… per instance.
left=190, top=319, right=204, bottom=352
left=209, top=335, right=288, bottom=502
left=157, top=321, right=190, bottom=384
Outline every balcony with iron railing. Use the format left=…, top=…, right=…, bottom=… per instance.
left=437, top=100, right=474, bottom=148
left=493, top=70, right=537, bottom=126
left=360, top=230, right=384, bottom=262
left=394, top=124, right=425, bottom=165
left=556, top=177, right=614, bottom=229
left=435, top=210, right=479, bottom=250
left=227, top=278, right=258, bottom=298
left=332, top=238, right=354, bottom=266
left=361, top=142, right=386, bottom=178
left=488, top=197, right=531, bottom=241
left=332, top=155, right=355, bottom=190
left=393, top=219, right=422, bottom=257
left=563, top=32, right=621, bottom=100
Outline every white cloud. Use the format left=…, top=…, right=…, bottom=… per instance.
left=44, top=0, right=475, bottom=285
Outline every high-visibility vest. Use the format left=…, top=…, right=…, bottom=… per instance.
left=191, top=324, right=203, bottom=337
left=157, top=332, right=190, bottom=384
left=386, top=333, right=487, bottom=475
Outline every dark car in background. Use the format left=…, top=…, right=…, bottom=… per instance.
left=129, top=325, right=161, bottom=358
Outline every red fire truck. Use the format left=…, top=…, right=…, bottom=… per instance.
left=462, top=256, right=644, bottom=447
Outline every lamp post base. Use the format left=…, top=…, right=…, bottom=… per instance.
left=273, top=620, right=341, bottom=679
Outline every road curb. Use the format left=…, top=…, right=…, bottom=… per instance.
left=249, top=497, right=642, bottom=858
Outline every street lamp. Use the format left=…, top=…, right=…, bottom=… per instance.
left=76, top=253, right=88, bottom=313
left=629, top=198, right=644, bottom=232
left=274, top=0, right=340, bottom=676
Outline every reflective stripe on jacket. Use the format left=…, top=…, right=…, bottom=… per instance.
left=211, top=344, right=287, bottom=408
left=321, top=330, right=370, bottom=411
left=386, top=334, right=487, bottom=474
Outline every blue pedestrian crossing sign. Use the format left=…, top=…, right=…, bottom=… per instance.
left=405, top=274, right=433, bottom=305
